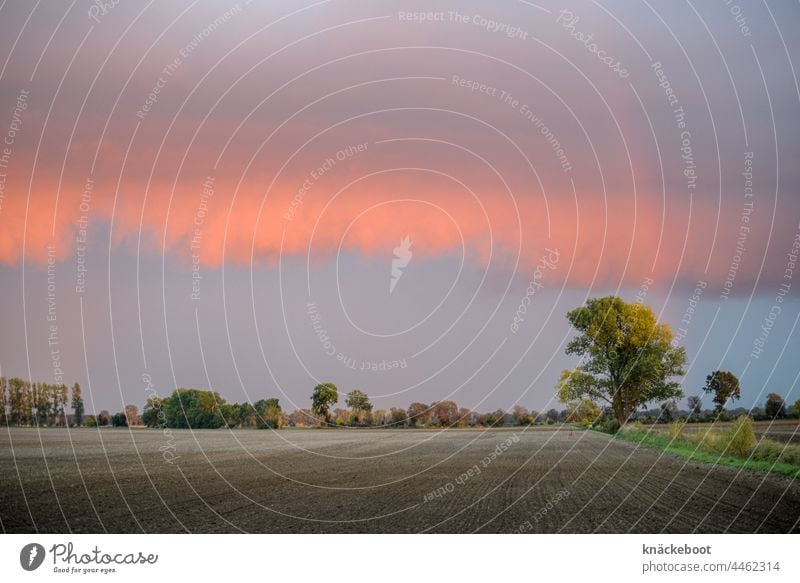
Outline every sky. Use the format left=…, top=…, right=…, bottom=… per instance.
left=0, top=0, right=799, bottom=415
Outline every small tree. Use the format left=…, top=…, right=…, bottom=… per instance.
left=406, top=402, right=428, bottom=426
left=255, top=398, right=282, bottom=429
left=687, top=395, right=702, bottom=418
left=142, top=396, right=162, bottom=428
left=512, top=405, right=532, bottom=425
left=703, top=370, right=740, bottom=412
left=124, top=404, right=139, bottom=426
left=431, top=400, right=459, bottom=426
left=111, top=412, right=128, bottom=427
left=71, top=383, right=84, bottom=426
left=765, top=393, right=786, bottom=419
left=659, top=400, right=678, bottom=423
left=345, top=390, right=372, bottom=425
left=390, top=407, right=407, bottom=426
left=556, top=296, right=687, bottom=425
left=311, top=383, right=338, bottom=425
left=97, top=410, right=111, bottom=426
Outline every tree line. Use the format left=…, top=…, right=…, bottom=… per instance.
left=3, top=296, right=799, bottom=431
left=0, top=377, right=143, bottom=428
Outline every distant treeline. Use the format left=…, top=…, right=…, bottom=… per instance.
left=2, top=376, right=798, bottom=431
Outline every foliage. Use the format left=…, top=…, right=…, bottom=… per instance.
left=311, top=383, right=338, bottom=425
left=406, top=402, right=428, bottom=427
left=142, top=397, right=163, bottom=428
left=556, top=296, right=686, bottom=425
left=565, top=399, right=600, bottom=426
left=255, top=398, right=282, bottom=429
left=687, top=395, right=702, bottom=417
left=71, top=383, right=84, bottom=426
left=390, top=407, right=408, bottom=426
left=724, top=416, right=756, bottom=457
left=703, top=370, right=740, bottom=412
left=161, top=389, right=226, bottom=429
left=659, top=400, right=678, bottom=423
left=124, top=404, right=139, bottom=426
left=345, top=390, right=372, bottom=425
left=97, top=410, right=111, bottom=426
left=512, top=405, right=532, bottom=425
left=596, top=418, right=621, bottom=434
left=764, top=393, right=786, bottom=419
left=111, top=412, right=128, bottom=427
left=430, top=401, right=459, bottom=426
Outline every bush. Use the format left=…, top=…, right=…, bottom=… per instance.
left=753, top=439, right=800, bottom=466
left=85, top=416, right=97, bottom=427
left=598, top=419, right=621, bottom=434
left=686, top=427, right=719, bottom=453
left=752, top=439, right=784, bottom=462
left=723, top=416, right=756, bottom=457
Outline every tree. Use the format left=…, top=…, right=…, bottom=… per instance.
left=56, top=384, right=68, bottom=425
left=765, top=393, right=786, bottom=419
left=687, top=395, right=702, bottom=418
left=703, top=370, right=740, bottom=412
left=33, top=383, right=51, bottom=425
left=97, top=410, right=111, bottom=426
left=406, top=402, right=428, bottom=426
left=9, top=379, right=33, bottom=425
left=390, top=407, right=407, bottom=426
left=372, top=409, right=388, bottom=426
left=71, top=383, right=84, bottom=426
left=556, top=296, right=687, bottom=425
left=659, top=400, right=678, bottom=423
left=792, top=399, right=800, bottom=419
left=430, top=401, right=458, bottom=426
left=311, top=383, right=338, bottom=425
left=457, top=407, right=473, bottom=427
left=124, top=404, right=139, bottom=426
left=235, top=402, right=257, bottom=427
left=545, top=408, right=559, bottom=424
left=142, top=396, right=163, bottom=428
left=512, top=405, right=532, bottom=425
left=111, top=412, right=128, bottom=427
left=345, top=390, right=372, bottom=425
left=0, top=377, right=7, bottom=423
left=255, top=398, right=282, bottom=429
left=565, top=399, right=600, bottom=425
left=162, top=389, right=226, bottom=429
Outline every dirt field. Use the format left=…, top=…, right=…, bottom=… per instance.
left=1, top=427, right=798, bottom=533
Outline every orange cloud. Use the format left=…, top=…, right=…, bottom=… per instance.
left=1, top=163, right=778, bottom=297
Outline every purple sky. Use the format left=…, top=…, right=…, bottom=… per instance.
left=0, top=0, right=799, bottom=415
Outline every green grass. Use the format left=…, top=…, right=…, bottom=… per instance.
left=614, top=422, right=800, bottom=479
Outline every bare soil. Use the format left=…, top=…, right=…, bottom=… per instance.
left=1, top=427, right=798, bottom=533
